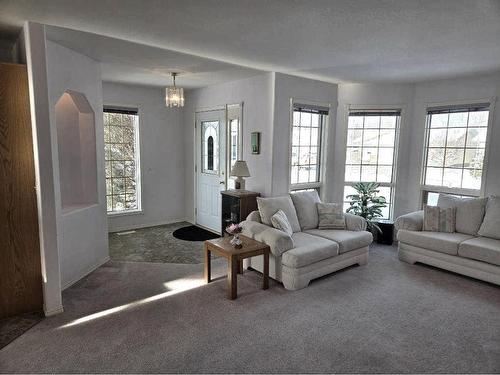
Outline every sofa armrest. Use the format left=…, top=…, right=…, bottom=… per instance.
left=394, top=210, right=424, bottom=232
left=245, top=210, right=261, bottom=223
left=345, top=213, right=367, bottom=231
left=241, top=220, right=294, bottom=257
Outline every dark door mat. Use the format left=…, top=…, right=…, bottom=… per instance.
left=0, top=311, right=44, bottom=350
left=173, top=225, right=220, bottom=241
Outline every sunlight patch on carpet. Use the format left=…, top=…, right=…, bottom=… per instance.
left=60, top=277, right=205, bottom=328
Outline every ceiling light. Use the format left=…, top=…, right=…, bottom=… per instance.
left=165, top=72, right=185, bottom=108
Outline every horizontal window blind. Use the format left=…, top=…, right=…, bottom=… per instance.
left=104, top=107, right=138, bottom=115
left=293, top=104, right=329, bottom=115
left=349, top=110, right=401, bottom=117
left=427, top=104, right=489, bottom=115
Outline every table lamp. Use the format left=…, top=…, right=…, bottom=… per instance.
left=230, top=160, right=250, bottom=190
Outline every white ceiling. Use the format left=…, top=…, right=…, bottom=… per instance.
left=1, top=0, right=500, bottom=86
left=45, top=27, right=264, bottom=89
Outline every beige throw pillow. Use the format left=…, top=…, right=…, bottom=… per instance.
left=316, top=203, right=346, bottom=229
left=437, top=194, right=487, bottom=235
left=290, top=190, right=321, bottom=230
left=423, top=205, right=456, bottom=233
left=270, top=209, right=293, bottom=236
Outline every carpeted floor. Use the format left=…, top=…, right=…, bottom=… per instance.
left=1, top=244, right=499, bottom=373
left=109, top=221, right=209, bottom=263
left=0, top=312, right=44, bottom=350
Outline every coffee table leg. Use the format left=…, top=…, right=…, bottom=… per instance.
left=228, top=256, right=238, bottom=300
left=204, top=244, right=211, bottom=283
left=238, top=259, right=243, bottom=274
left=263, top=250, right=269, bottom=290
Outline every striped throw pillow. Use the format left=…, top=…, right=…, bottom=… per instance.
left=316, top=203, right=346, bottom=229
left=423, top=205, right=456, bottom=233
left=271, top=209, right=293, bottom=236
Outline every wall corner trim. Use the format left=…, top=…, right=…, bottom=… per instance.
left=44, top=304, right=64, bottom=317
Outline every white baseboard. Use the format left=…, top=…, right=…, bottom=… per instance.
left=44, top=304, right=64, bottom=317
left=108, top=217, right=188, bottom=233
left=61, top=256, right=111, bottom=291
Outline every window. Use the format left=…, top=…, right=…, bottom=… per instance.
left=226, top=104, right=243, bottom=189
left=423, top=191, right=474, bottom=206
left=201, top=121, right=219, bottom=174
left=290, top=104, right=328, bottom=193
left=421, top=104, right=490, bottom=202
left=103, top=108, right=141, bottom=214
left=343, top=110, right=401, bottom=219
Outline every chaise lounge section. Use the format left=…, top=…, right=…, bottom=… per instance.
left=241, top=191, right=372, bottom=290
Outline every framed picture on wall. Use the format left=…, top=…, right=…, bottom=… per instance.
left=251, top=132, right=260, bottom=154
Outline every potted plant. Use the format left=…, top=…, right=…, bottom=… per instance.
left=346, top=182, right=387, bottom=234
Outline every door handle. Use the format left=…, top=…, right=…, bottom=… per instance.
left=220, top=181, right=225, bottom=184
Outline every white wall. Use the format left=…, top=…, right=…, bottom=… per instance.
left=102, top=82, right=186, bottom=232
left=46, top=40, right=109, bottom=289
left=335, top=73, right=500, bottom=218
left=183, top=73, right=275, bottom=222
left=272, top=73, right=338, bottom=198
left=183, top=72, right=339, bottom=223
left=23, top=22, right=62, bottom=316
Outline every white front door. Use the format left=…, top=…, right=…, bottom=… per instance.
left=196, top=110, right=226, bottom=233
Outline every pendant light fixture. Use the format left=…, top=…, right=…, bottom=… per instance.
left=165, top=72, right=185, bottom=108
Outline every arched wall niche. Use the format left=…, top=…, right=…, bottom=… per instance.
left=55, top=90, right=98, bottom=212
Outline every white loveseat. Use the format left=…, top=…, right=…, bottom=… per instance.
left=241, top=191, right=373, bottom=290
left=395, top=194, right=500, bottom=285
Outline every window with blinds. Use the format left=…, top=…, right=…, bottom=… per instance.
left=421, top=104, right=490, bottom=203
left=290, top=104, right=328, bottom=193
left=343, top=110, right=401, bottom=219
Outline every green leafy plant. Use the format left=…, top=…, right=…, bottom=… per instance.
left=346, top=182, right=387, bottom=233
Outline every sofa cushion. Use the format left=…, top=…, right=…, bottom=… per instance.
left=438, top=194, right=487, bottom=235
left=305, top=229, right=372, bottom=253
left=257, top=196, right=301, bottom=233
left=316, top=203, right=346, bottom=229
left=270, top=209, right=293, bottom=236
left=423, top=205, right=456, bottom=233
left=290, top=190, right=321, bottom=230
left=478, top=196, right=500, bottom=240
left=281, top=232, right=339, bottom=268
left=397, top=230, right=473, bottom=256
left=458, top=237, right=500, bottom=266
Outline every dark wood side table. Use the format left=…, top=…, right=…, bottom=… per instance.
left=221, top=190, right=260, bottom=234
left=204, top=235, right=269, bottom=300
left=375, top=219, right=394, bottom=245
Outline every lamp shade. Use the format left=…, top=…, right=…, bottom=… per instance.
left=230, top=160, right=250, bottom=177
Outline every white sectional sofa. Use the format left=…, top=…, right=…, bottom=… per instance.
left=395, top=194, right=500, bottom=285
left=241, top=191, right=373, bottom=290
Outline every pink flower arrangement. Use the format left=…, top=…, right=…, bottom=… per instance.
left=226, top=223, right=242, bottom=235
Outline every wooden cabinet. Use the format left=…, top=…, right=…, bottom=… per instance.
left=0, top=63, right=43, bottom=318
left=221, top=190, right=260, bottom=234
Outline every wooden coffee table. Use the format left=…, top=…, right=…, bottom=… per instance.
left=204, top=234, right=270, bottom=300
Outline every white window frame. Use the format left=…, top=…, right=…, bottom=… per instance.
left=343, top=105, right=403, bottom=220
left=103, top=105, right=142, bottom=216
left=288, top=98, right=330, bottom=197
left=419, top=98, right=495, bottom=206
left=226, top=103, right=243, bottom=190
